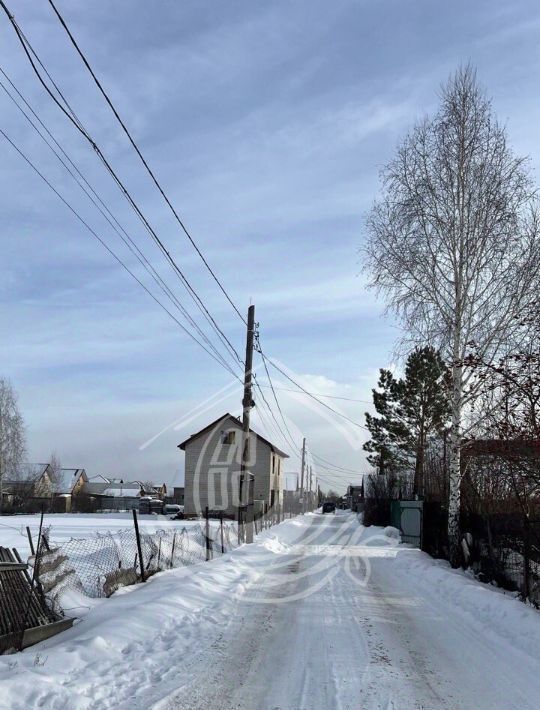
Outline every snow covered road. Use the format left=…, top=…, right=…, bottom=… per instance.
left=163, top=513, right=540, bottom=710
left=2, top=512, right=540, bottom=709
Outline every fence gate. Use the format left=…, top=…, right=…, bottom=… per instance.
left=390, top=500, right=423, bottom=548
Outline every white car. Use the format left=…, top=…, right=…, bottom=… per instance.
left=164, top=504, right=184, bottom=515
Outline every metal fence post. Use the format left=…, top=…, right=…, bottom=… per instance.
left=170, top=532, right=177, bottom=569
left=132, top=509, right=146, bottom=582
left=205, top=506, right=211, bottom=561
left=26, top=527, right=35, bottom=556
left=220, top=514, right=225, bottom=554
left=523, top=519, right=531, bottom=600
left=237, top=509, right=241, bottom=546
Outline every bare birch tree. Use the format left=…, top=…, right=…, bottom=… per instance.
left=0, top=378, right=26, bottom=513
left=49, top=451, right=62, bottom=494
left=364, top=66, right=540, bottom=565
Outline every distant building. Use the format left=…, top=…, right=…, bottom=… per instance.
left=347, top=483, right=364, bottom=512
left=172, top=487, right=185, bottom=504
left=1, top=464, right=53, bottom=505
left=79, top=477, right=163, bottom=511
left=2, top=465, right=88, bottom=512
left=178, top=413, right=289, bottom=517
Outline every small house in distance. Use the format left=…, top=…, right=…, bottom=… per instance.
left=346, top=482, right=365, bottom=513
left=178, top=413, right=289, bottom=517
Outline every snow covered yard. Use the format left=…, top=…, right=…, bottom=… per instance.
left=1, top=512, right=539, bottom=709
left=0, top=513, right=222, bottom=559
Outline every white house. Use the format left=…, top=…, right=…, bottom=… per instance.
left=178, top=413, right=289, bottom=517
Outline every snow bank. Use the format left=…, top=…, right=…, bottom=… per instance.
left=389, top=544, right=540, bottom=661
left=0, top=545, right=263, bottom=709
left=383, top=525, right=401, bottom=541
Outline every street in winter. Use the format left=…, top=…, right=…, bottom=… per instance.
left=2, top=512, right=540, bottom=709
left=2, top=2, right=540, bottom=709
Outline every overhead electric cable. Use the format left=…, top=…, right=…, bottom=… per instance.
left=309, top=451, right=367, bottom=475
left=0, top=126, right=243, bottom=381
left=0, top=0, right=242, bottom=366
left=45, top=0, right=246, bottom=325
left=261, top=354, right=369, bottom=430
left=0, top=70, right=242, bottom=377
left=257, top=384, right=373, bottom=404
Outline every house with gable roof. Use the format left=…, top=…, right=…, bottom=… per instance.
left=178, top=413, right=289, bottom=517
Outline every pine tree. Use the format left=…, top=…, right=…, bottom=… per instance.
left=364, top=347, right=449, bottom=497
left=398, top=347, right=450, bottom=496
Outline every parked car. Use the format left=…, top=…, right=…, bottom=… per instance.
left=322, top=501, right=336, bottom=514
left=164, top=504, right=183, bottom=515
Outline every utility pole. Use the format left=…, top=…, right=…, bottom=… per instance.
left=239, top=304, right=256, bottom=543
left=308, top=465, right=312, bottom=512
left=300, top=437, right=306, bottom=514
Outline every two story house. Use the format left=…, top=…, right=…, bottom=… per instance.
left=178, top=413, right=289, bottom=517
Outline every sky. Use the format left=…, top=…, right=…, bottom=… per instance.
left=2, top=0, right=540, bottom=493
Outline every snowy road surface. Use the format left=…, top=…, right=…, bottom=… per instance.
left=1, top=512, right=540, bottom=709
left=163, top=514, right=540, bottom=710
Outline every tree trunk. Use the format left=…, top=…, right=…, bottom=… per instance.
left=448, top=361, right=463, bottom=567
left=416, top=409, right=425, bottom=499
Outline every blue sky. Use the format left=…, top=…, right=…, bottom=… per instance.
left=2, top=0, right=540, bottom=492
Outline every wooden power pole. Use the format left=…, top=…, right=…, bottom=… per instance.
left=300, top=437, right=306, bottom=514
left=240, top=304, right=256, bottom=543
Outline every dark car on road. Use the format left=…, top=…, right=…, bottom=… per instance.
left=322, top=501, right=336, bottom=514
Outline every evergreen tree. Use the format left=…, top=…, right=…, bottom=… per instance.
left=364, top=347, right=449, bottom=497
left=363, top=368, right=409, bottom=475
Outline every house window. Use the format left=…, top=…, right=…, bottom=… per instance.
left=221, top=430, right=236, bottom=445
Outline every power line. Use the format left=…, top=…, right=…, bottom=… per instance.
left=45, top=0, right=246, bottom=325
left=0, top=126, right=243, bottom=381
left=252, top=376, right=298, bottom=455
left=0, top=1, right=243, bottom=367
left=256, top=383, right=373, bottom=404
left=252, top=363, right=369, bottom=479
left=308, top=450, right=366, bottom=475
left=0, top=67, right=242, bottom=378
left=261, top=354, right=369, bottom=430
left=257, top=348, right=300, bottom=452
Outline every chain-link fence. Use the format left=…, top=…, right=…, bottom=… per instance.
left=422, top=505, right=540, bottom=606
left=38, top=518, right=240, bottom=603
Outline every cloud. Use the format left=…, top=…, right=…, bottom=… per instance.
left=2, top=0, right=540, bottom=485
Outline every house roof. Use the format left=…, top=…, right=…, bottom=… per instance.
left=55, top=468, right=87, bottom=494
left=101, top=487, right=140, bottom=498
left=85, top=478, right=142, bottom=497
left=88, top=474, right=111, bottom=483
left=19, top=463, right=49, bottom=480
left=4, top=463, right=49, bottom=487
left=177, top=413, right=289, bottom=458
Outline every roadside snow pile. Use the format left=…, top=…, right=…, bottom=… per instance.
left=0, top=516, right=311, bottom=709
left=383, top=526, right=401, bottom=541
left=0, top=543, right=264, bottom=709
left=257, top=517, right=308, bottom=547
left=391, top=547, right=540, bottom=660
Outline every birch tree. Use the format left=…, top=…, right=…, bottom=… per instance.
left=364, top=66, right=540, bottom=565
left=49, top=451, right=62, bottom=494
left=0, top=378, right=26, bottom=513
